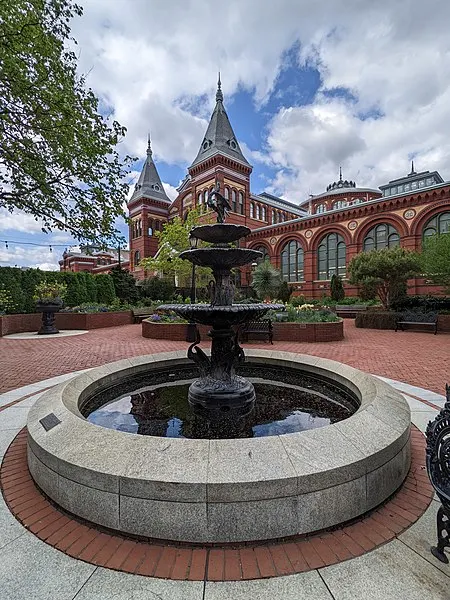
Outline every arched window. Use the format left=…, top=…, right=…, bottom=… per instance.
left=148, top=219, right=154, bottom=236
left=261, top=206, right=266, bottom=220
left=333, top=200, right=347, bottom=210
left=423, top=212, right=450, bottom=238
left=363, top=224, right=400, bottom=251
left=134, top=250, right=141, bottom=268
left=138, top=220, right=142, bottom=237
left=318, top=233, right=346, bottom=280
left=250, top=202, right=254, bottom=218
left=256, top=204, right=260, bottom=220
left=281, top=240, right=304, bottom=282
left=239, top=191, right=244, bottom=214
left=232, top=189, right=237, bottom=212
left=197, top=192, right=202, bottom=208
left=316, top=204, right=326, bottom=214
left=224, top=187, right=229, bottom=200
left=272, top=210, right=277, bottom=224
left=254, top=245, right=269, bottom=263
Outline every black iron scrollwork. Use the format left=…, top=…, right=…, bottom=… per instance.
left=426, top=384, right=450, bottom=563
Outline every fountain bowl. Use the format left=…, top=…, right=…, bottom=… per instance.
left=190, top=223, right=251, bottom=244
left=158, top=303, right=284, bottom=327
left=27, top=350, right=411, bottom=544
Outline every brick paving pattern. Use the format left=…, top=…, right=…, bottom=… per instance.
left=0, top=427, right=433, bottom=581
left=1, top=321, right=449, bottom=395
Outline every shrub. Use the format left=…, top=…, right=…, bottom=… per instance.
left=95, top=274, right=116, bottom=304
left=0, top=285, right=16, bottom=314
left=110, top=266, right=138, bottom=304
left=251, top=260, right=282, bottom=300
left=140, top=277, right=175, bottom=301
left=330, top=274, right=345, bottom=302
left=355, top=311, right=397, bottom=329
left=277, top=281, right=293, bottom=303
left=33, top=280, right=67, bottom=302
left=391, top=295, right=450, bottom=312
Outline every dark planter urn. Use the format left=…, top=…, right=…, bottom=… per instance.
left=36, top=300, right=63, bottom=335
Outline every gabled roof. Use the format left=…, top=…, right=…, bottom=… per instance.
left=190, top=75, right=251, bottom=169
left=252, top=192, right=307, bottom=216
left=130, top=137, right=171, bottom=204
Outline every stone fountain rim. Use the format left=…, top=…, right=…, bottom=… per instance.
left=26, top=350, right=411, bottom=542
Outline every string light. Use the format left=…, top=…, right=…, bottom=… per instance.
left=3, top=240, right=69, bottom=252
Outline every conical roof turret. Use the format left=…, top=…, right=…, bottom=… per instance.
left=190, top=75, right=251, bottom=169
left=130, top=135, right=171, bottom=203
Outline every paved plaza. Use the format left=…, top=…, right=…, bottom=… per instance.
left=0, top=321, right=449, bottom=599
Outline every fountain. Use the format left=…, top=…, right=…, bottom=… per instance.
left=26, top=185, right=411, bottom=543
left=158, top=181, right=283, bottom=417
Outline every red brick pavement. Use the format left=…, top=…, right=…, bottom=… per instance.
left=0, top=427, right=433, bottom=581
left=0, top=321, right=449, bottom=395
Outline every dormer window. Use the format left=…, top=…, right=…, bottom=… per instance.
left=202, top=140, right=212, bottom=151
left=152, top=184, right=160, bottom=191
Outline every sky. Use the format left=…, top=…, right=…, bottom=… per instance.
left=2, top=0, right=450, bottom=270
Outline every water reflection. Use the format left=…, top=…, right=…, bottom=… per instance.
left=88, top=380, right=352, bottom=439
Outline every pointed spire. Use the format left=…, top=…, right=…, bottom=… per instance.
left=147, top=133, right=152, bottom=157
left=190, top=75, right=251, bottom=169
left=216, top=72, right=223, bottom=102
left=409, top=160, right=416, bottom=176
left=339, top=166, right=343, bottom=181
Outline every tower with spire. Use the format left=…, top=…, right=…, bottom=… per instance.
left=187, top=75, right=253, bottom=225
left=127, top=135, right=171, bottom=277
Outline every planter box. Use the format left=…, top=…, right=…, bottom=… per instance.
left=142, top=319, right=344, bottom=343
left=272, top=320, right=344, bottom=342
left=355, top=312, right=450, bottom=331
left=438, top=314, right=450, bottom=332
left=0, top=311, right=133, bottom=337
left=142, top=321, right=210, bottom=341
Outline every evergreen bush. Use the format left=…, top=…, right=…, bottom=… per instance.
left=330, top=274, right=345, bottom=302
left=95, top=274, right=116, bottom=304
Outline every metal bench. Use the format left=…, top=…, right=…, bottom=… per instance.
left=132, top=308, right=154, bottom=324
left=240, top=319, right=273, bottom=344
left=426, top=384, right=450, bottom=563
left=395, top=310, right=438, bottom=334
left=335, top=305, right=368, bottom=318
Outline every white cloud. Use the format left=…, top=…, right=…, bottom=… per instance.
left=162, top=182, right=179, bottom=201
left=0, top=245, right=60, bottom=270
left=0, top=209, right=44, bottom=234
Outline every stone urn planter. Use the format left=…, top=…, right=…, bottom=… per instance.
left=33, top=280, right=67, bottom=335
left=36, top=299, right=64, bottom=335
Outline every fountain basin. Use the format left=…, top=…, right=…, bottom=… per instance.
left=27, top=350, right=411, bottom=543
left=179, top=247, right=262, bottom=268
left=157, top=303, right=283, bottom=327
left=190, top=223, right=251, bottom=244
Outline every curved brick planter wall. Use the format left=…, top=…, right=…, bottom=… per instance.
left=142, top=319, right=344, bottom=342
left=0, top=311, right=133, bottom=336
left=27, top=350, right=411, bottom=544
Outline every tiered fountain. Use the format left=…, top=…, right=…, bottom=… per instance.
left=158, top=182, right=283, bottom=418
left=26, top=184, right=411, bottom=543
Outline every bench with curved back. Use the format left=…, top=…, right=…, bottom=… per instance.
left=425, top=384, right=450, bottom=563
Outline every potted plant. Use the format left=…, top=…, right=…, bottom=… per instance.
left=33, top=281, right=67, bottom=335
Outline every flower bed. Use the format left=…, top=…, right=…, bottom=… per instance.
left=142, top=319, right=343, bottom=342
left=0, top=311, right=133, bottom=336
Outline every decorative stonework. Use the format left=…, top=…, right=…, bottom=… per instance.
left=270, top=237, right=277, bottom=245
left=404, top=209, right=416, bottom=219
left=304, top=230, right=313, bottom=239
left=348, top=221, right=358, bottom=230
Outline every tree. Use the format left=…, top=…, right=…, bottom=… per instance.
left=140, top=208, right=212, bottom=287
left=140, top=277, right=175, bottom=302
left=348, top=246, right=421, bottom=310
left=330, top=274, right=345, bottom=302
left=0, top=0, right=134, bottom=244
left=277, top=281, right=292, bottom=303
left=251, top=260, right=282, bottom=300
left=421, top=233, right=450, bottom=293
left=110, top=266, right=138, bottom=304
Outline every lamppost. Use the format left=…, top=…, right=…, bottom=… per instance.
left=186, top=233, right=198, bottom=342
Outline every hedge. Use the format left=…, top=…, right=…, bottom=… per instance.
left=355, top=311, right=398, bottom=329
left=0, top=266, right=116, bottom=313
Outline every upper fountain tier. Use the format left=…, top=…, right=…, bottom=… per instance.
left=179, top=247, right=261, bottom=269
left=190, top=224, right=250, bottom=244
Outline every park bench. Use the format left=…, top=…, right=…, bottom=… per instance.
left=335, top=305, right=368, bottom=318
left=132, top=307, right=154, bottom=324
left=240, top=319, right=273, bottom=344
left=395, top=310, right=438, bottom=334
left=426, top=384, right=450, bottom=563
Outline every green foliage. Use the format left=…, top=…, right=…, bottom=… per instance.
left=33, top=280, right=67, bottom=302
left=0, top=0, right=134, bottom=244
left=0, top=285, right=16, bottom=314
left=390, top=295, right=450, bottom=312
left=355, top=311, right=398, bottom=329
left=83, top=271, right=98, bottom=303
left=109, top=266, right=138, bottom=304
left=348, top=247, right=421, bottom=309
left=358, top=280, right=378, bottom=301
left=140, top=277, right=175, bottom=301
left=269, top=305, right=340, bottom=323
left=62, top=272, right=87, bottom=305
left=140, top=209, right=212, bottom=287
left=421, top=233, right=450, bottom=293
left=277, top=281, right=293, bottom=303
left=330, top=274, right=345, bottom=302
left=251, top=260, right=282, bottom=300
left=95, top=274, right=116, bottom=304
left=0, top=267, right=24, bottom=312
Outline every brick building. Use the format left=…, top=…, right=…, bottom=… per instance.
left=127, top=77, right=450, bottom=296
left=59, top=245, right=129, bottom=274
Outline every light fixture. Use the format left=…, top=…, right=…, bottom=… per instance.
left=189, top=233, right=199, bottom=250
